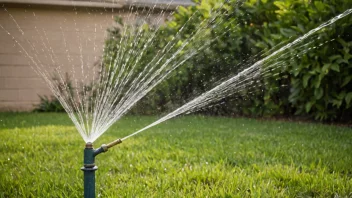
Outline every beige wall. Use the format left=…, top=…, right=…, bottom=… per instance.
left=0, top=5, right=166, bottom=111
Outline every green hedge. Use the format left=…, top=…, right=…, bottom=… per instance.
left=104, top=0, right=352, bottom=122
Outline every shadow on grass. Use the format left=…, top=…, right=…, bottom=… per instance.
left=0, top=112, right=73, bottom=129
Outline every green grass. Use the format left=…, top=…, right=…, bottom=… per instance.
left=0, top=113, right=351, bottom=197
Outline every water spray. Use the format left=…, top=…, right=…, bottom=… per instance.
left=81, top=138, right=122, bottom=198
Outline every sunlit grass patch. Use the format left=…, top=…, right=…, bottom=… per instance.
left=0, top=113, right=351, bottom=197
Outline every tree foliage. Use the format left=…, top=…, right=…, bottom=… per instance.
left=104, top=0, right=352, bottom=122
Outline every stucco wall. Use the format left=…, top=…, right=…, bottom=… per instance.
left=0, top=5, right=165, bottom=111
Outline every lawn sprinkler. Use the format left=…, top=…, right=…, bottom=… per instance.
left=81, top=138, right=123, bottom=198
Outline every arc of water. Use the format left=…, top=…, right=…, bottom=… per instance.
left=85, top=2, right=236, bottom=142
left=122, top=8, right=352, bottom=141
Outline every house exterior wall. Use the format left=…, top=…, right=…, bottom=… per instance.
left=0, top=5, right=167, bottom=111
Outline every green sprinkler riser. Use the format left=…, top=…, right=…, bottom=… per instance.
left=82, top=142, right=97, bottom=198
left=81, top=166, right=97, bottom=198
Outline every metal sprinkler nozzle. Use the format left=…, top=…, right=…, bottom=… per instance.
left=106, top=138, right=123, bottom=149
left=93, top=138, right=123, bottom=156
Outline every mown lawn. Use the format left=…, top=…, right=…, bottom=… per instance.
left=0, top=113, right=351, bottom=197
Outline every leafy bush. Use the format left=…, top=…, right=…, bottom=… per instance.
left=254, top=0, right=352, bottom=121
left=104, top=0, right=351, bottom=122
left=33, top=95, right=65, bottom=112
left=33, top=74, right=73, bottom=113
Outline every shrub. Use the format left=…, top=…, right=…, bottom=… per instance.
left=33, top=95, right=65, bottom=112
left=107, top=0, right=352, bottom=122
left=34, top=74, right=73, bottom=113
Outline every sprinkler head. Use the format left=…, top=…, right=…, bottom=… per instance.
left=81, top=139, right=122, bottom=198
left=85, top=142, right=93, bottom=149
left=83, top=142, right=95, bottom=168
